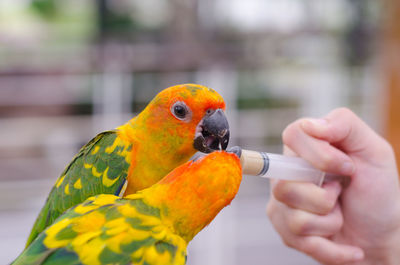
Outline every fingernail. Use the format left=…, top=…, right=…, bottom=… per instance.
left=352, top=250, right=364, bottom=260
left=301, top=119, right=328, bottom=130
left=341, top=161, right=355, bottom=175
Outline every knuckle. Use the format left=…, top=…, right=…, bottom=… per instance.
left=320, top=191, right=337, bottom=214
left=302, top=238, right=319, bottom=256
left=287, top=212, right=310, bottom=235
left=281, top=237, right=296, bottom=249
left=331, top=216, right=343, bottom=233
left=318, top=151, right=336, bottom=170
left=273, top=181, right=297, bottom=205
left=320, top=202, right=335, bottom=216
left=265, top=202, right=275, bottom=219
left=334, top=107, right=354, bottom=118
left=377, top=139, right=395, bottom=157
left=282, top=119, right=303, bottom=145
left=281, top=125, right=294, bottom=145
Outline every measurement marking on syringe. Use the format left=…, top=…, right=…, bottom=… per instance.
left=259, top=152, right=269, bottom=176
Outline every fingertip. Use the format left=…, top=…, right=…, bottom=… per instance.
left=300, top=118, right=329, bottom=134
left=340, top=161, right=356, bottom=176
left=352, top=249, right=364, bottom=261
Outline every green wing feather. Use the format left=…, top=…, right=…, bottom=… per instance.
left=14, top=195, right=187, bottom=265
left=26, top=131, right=132, bottom=247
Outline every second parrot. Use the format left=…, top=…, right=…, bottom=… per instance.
left=14, top=151, right=242, bottom=265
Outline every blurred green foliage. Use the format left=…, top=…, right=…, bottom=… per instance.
left=30, top=0, right=58, bottom=19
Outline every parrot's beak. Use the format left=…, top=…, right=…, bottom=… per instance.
left=194, top=109, right=230, bottom=153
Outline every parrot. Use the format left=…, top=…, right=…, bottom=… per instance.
left=13, top=151, right=242, bottom=265
left=26, top=84, right=230, bottom=247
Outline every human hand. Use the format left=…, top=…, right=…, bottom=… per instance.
left=266, top=108, right=400, bottom=264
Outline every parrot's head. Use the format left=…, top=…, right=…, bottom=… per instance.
left=130, top=84, right=229, bottom=156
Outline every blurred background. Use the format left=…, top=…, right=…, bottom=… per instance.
left=1, top=0, right=399, bottom=264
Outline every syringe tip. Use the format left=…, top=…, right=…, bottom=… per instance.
left=227, top=146, right=242, bottom=158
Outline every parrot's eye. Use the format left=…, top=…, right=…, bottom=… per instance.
left=171, top=101, right=192, bottom=121
left=174, top=105, right=186, bottom=117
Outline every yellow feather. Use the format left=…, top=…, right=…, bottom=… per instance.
left=72, top=211, right=106, bottom=234
left=104, top=218, right=127, bottom=236
left=92, top=194, right=118, bottom=206
left=144, top=245, right=171, bottom=265
left=105, top=137, right=121, bottom=154
left=152, top=228, right=167, bottom=241
left=74, top=204, right=99, bottom=215
left=91, top=166, right=102, bottom=178
left=91, top=146, right=100, bottom=155
left=130, top=247, right=144, bottom=261
left=105, top=233, right=126, bottom=253
left=71, top=231, right=102, bottom=248
left=64, top=184, right=70, bottom=195
left=74, top=237, right=104, bottom=265
left=102, top=167, right=120, bottom=187
left=43, top=218, right=71, bottom=248
left=55, top=175, right=66, bottom=188
left=74, top=179, right=82, bottom=189
left=117, top=203, right=139, bottom=218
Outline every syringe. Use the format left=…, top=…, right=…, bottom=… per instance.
left=190, top=147, right=344, bottom=186
left=229, top=146, right=344, bottom=186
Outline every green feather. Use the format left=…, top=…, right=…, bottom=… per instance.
left=41, top=249, right=80, bottom=265
left=98, top=247, right=131, bottom=264
left=155, top=241, right=178, bottom=257
left=26, top=131, right=132, bottom=247
left=131, top=199, right=161, bottom=218
left=12, top=234, right=52, bottom=265
left=14, top=196, right=187, bottom=265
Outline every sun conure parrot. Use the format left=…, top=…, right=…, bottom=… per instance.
left=26, top=84, right=230, bottom=247
left=13, top=151, right=242, bottom=265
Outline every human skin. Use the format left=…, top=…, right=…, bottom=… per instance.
left=266, top=108, right=400, bottom=264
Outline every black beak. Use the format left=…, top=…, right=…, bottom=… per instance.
left=193, top=109, right=230, bottom=153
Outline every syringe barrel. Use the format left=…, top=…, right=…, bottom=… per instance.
left=264, top=153, right=325, bottom=185
left=240, top=149, right=325, bottom=185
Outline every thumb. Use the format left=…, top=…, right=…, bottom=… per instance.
left=300, top=108, right=392, bottom=163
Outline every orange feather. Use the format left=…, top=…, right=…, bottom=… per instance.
left=136, top=151, right=242, bottom=242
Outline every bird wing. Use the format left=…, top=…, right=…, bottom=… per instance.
left=25, top=131, right=132, bottom=247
